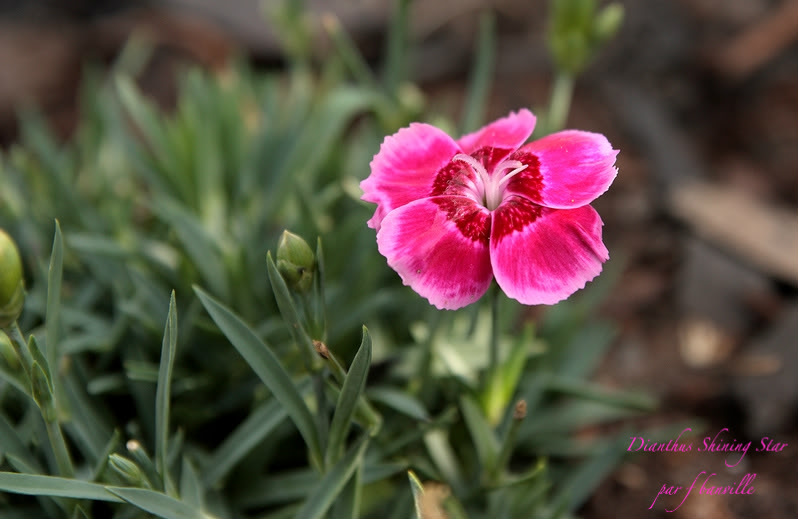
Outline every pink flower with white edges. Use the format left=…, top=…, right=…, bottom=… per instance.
left=361, top=109, right=618, bottom=310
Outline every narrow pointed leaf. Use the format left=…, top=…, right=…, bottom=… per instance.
left=294, top=435, right=369, bottom=519
left=155, top=291, right=178, bottom=489
left=0, top=416, right=43, bottom=474
left=0, top=362, right=28, bottom=396
left=232, top=468, right=317, bottom=508
left=27, top=335, right=52, bottom=390
left=194, top=287, right=322, bottom=467
left=550, top=431, right=631, bottom=513
left=461, top=10, right=496, bottom=133
left=62, top=368, right=114, bottom=463
left=108, top=486, right=210, bottom=519
left=179, top=457, right=204, bottom=510
left=313, top=237, right=327, bottom=339
left=326, top=327, right=371, bottom=467
left=202, top=397, right=289, bottom=488
left=46, top=220, right=64, bottom=374
left=0, top=472, right=122, bottom=502
left=407, top=470, right=425, bottom=519
left=265, top=253, right=317, bottom=366
left=460, top=396, right=499, bottom=473
left=153, top=201, right=229, bottom=301
left=423, top=429, right=464, bottom=493
left=384, top=0, right=410, bottom=95
left=331, top=463, right=361, bottom=519
left=368, top=387, right=430, bottom=422
left=543, top=375, right=657, bottom=411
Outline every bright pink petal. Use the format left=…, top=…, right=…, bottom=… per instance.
left=377, top=197, right=493, bottom=310
left=457, top=109, right=537, bottom=155
left=361, top=123, right=460, bottom=230
left=490, top=197, right=608, bottom=305
left=504, top=130, right=618, bottom=209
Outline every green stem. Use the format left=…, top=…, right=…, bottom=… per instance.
left=6, top=322, right=75, bottom=478
left=299, top=291, right=318, bottom=340
left=312, top=373, right=329, bottom=459
left=546, top=73, right=574, bottom=134
left=384, top=0, right=411, bottom=97
left=45, top=418, right=75, bottom=478
left=490, top=400, right=526, bottom=484
left=460, top=9, right=496, bottom=134
left=322, top=14, right=377, bottom=87
left=413, top=309, right=444, bottom=398
left=488, top=283, right=500, bottom=385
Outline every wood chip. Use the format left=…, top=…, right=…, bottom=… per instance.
left=711, top=0, right=798, bottom=80
left=668, top=180, right=798, bottom=285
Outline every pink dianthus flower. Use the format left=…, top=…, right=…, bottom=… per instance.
left=361, top=109, right=618, bottom=310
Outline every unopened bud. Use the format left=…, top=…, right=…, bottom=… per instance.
left=276, top=231, right=315, bottom=293
left=109, top=454, right=152, bottom=488
left=126, top=439, right=163, bottom=489
left=593, top=3, right=624, bottom=44
left=0, top=229, right=25, bottom=327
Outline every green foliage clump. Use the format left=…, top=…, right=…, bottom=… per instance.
left=0, top=4, right=655, bottom=519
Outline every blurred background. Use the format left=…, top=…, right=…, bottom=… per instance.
left=1, top=0, right=796, bottom=517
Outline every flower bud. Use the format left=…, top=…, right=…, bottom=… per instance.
left=126, top=439, right=164, bottom=489
left=276, top=230, right=315, bottom=293
left=109, top=454, right=153, bottom=488
left=593, top=3, right=624, bottom=45
left=0, top=229, right=25, bottom=328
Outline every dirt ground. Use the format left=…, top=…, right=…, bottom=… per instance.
left=1, top=1, right=796, bottom=518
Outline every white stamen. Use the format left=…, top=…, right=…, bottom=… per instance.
left=451, top=154, right=529, bottom=211
left=452, top=154, right=488, bottom=179
left=496, top=161, right=528, bottom=188
left=452, top=153, right=488, bottom=202
left=485, top=160, right=528, bottom=210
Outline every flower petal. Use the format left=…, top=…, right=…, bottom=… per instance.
left=377, top=197, right=493, bottom=310
left=457, top=109, right=537, bottom=155
left=490, top=198, right=608, bottom=305
left=361, top=123, right=460, bottom=230
left=504, top=130, right=618, bottom=209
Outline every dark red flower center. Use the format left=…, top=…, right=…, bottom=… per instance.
left=429, top=146, right=546, bottom=242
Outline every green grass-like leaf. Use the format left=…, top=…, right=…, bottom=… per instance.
left=460, top=9, right=496, bottom=134
left=459, top=396, right=499, bottom=476
left=265, top=252, right=318, bottom=368
left=201, top=396, right=289, bottom=488
left=152, top=200, right=230, bottom=301
left=107, top=486, right=210, bottom=519
left=368, top=387, right=430, bottom=422
left=294, top=434, right=369, bottom=519
left=325, top=327, right=372, bottom=467
left=155, top=291, right=178, bottom=491
left=0, top=417, right=44, bottom=475
left=550, top=431, right=631, bottom=513
left=45, top=220, right=64, bottom=378
left=178, top=457, right=204, bottom=510
left=0, top=472, right=122, bottom=502
left=194, top=286, right=323, bottom=469
left=407, top=470, right=425, bottom=519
